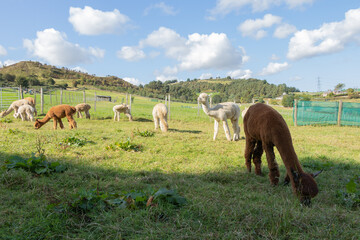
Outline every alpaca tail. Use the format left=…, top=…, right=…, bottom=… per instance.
left=159, top=114, right=168, bottom=132
left=0, top=106, right=14, bottom=118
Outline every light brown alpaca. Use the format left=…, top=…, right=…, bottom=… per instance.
left=34, top=104, right=77, bottom=130
left=152, top=103, right=168, bottom=132
left=14, top=104, right=35, bottom=121
left=113, top=104, right=133, bottom=121
left=0, top=99, right=31, bottom=118
left=75, top=103, right=91, bottom=119
left=243, top=103, right=320, bottom=206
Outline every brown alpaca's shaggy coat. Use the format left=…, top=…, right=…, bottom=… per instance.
left=243, top=103, right=319, bottom=205
left=34, top=104, right=77, bottom=130
left=75, top=103, right=91, bottom=119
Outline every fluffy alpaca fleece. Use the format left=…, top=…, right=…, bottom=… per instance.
left=34, top=104, right=77, bottom=130
left=243, top=103, right=320, bottom=206
left=198, top=93, right=240, bottom=141
left=23, top=97, right=37, bottom=116
left=0, top=99, right=32, bottom=118
left=113, top=104, right=133, bottom=121
left=152, top=103, right=168, bottom=132
left=241, top=107, right=249, bottom=119
left=14, top=104, right=35, bottom=121
left=75, top=103, right=91, bottom=119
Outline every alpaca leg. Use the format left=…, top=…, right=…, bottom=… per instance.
left=53, top=118, right=58, bottom=130
left=85, top=110, right=90, bottom=119
left=20, top=112, right=25, bottom=121
left=213, top=120, right=219, bottom=140
left=126, top=113, right=132, bottom=121
left=264, top=144, right=280, bottom=185
left=113, top=111, right=117, bottom=121
left=58, top=118, right=65, bottom=129
left=253, top=141, right=263, bottom=175
left=244, top=138, right=256, bottom=173
left=154, top=115, right=159, bottom=130
left=66, top=115, right=76, bottom=129
left=29, top=113, right=34, bottom=122
left=117, top=112, right=120, bottom=121
left=79, top=111, right=83, bottom=118
left=222, top=120, right=232, bottom=141
left=231, top=119, right=240, bottom=141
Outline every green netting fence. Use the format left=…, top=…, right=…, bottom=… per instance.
left=293, top=100, right=360, bottom=126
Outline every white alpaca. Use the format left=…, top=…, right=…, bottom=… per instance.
left=13, top=104, right=35, bottom=121
left=113, top=104, right=133, bottom=121
left=198, top=93, right=240, bottom=141
left=152, top=103, right=168, bottom=132
left=0, top=99, right=32, bottom=118
left=75, top=103, right=91, bottom=119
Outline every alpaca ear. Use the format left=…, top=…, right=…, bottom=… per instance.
left=311, top=170, right=323, bottom=178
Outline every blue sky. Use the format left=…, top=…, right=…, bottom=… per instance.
left=0, top=0, right=359, bottom=92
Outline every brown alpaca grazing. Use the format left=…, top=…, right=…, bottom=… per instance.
left=75, top=103, right=91, bottom=119
left=34, top=104, right=77, bottom=130
left=243, top=103, right=320, bottom=206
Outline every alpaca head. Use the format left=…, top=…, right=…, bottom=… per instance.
left=291, top=169, right=319, bottom=206
left=198, top=93, right=209, bottom=104
left=0, top=111, right=5, bottom=117
left=34, top=119, right=42, bottom=129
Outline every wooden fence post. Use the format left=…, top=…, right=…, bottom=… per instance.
left=337, top=100, right=343, bottom=126
left=40, top=88, right=44, bottom=115
left=165, top=95, right=167, bottom=106
left=126, top=93, right=128, bottom=105
left=294, top=99, right=298, bottom=127
left=19, top=85, right=24, bottom=99
left=60, top=89, right=63, bottom=104
left=83, top=90, right=86, bottom=103
left=34, top=89, right=37, bottom=105
left=50, top=90, right=52, bottom=105
left=129, top=94, right=132, bottom=113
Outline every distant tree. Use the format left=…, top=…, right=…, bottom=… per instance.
left=335, top=83, right=345, bottom=91
left=4, top=73, right=15, bottom=82
left=72, top=80, right=78, bottom=88
left=212, top=94, right=222, bottom=104
left=282, top=94, right=295, bottom=107
left=258, top=97, right=265, bottom=103
left=47, top=78, right=55, bottom=85
left=15, top=76, right=29, bottom=88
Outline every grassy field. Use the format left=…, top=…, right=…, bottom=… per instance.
left=0, top=92, right=359, bottom=239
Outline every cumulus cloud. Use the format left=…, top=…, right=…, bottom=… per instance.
left=69, top=6, right=130, bottom=35
left=199, top=73, right=213, bottom=79
left=208, top=0, right=315, bottom=18
left=23, top=28, right=105, bottom=66
left=0, top=45, right=7, bottom=56
left=120, top=27, right=245, bottom=75
left=238, top=14, right=282, bottom=39
left=144, top=2, right=177, bottom=16
left=259, top=62, right=289, bottom=75
left=274, top=23, right=297, bottom=38
left=287, top=8, right=360, bottom=60
left=71, top=66, right=88, bottom=73
left=123, top=77, right=142, bottom=86
left=227, top=69, right=252, bottom=79
left=117, top=46, right=146, bottom=61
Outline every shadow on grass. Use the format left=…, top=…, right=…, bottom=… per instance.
left=134, top=117, right=153, bottom=122
left=168, top=128, right=202, bottom=134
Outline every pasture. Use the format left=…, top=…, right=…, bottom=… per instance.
left=0, top=92, right=359, bottom=239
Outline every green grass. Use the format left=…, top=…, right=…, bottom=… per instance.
left=0, top=92, right=359, bottom=239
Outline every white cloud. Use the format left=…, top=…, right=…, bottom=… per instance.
left=71, top=66, right=88, bottom=73
left=123, top=27, right=245, bottom=74
left=199, top=73, right=213, bottom=79
left=287, top=8, right=360, bottom=60
left=259, top=62, right=289, bottom=75
left=144, top=2, right=177, bottom=16
left=69, top=6, right=130, bottom=35
left=0, top=45, right=7, bottom=56
left=155, top=74, right=178, bottom=82
left=208, top=0, right=315, bottom=18
left=23, top=28, right=105, bottom=66
left=117, top=46, right=145, bottom=61
left=227, top=69, right=252, bottom=79
left=123, top=77, right=142, bottom=86
left=238, top=14, right=282, bottom=39
left=0, top=59, right=19, bottom=67
left=274, top=23, right=297, bottom=38
left=271, top=54, right=280, bottom=60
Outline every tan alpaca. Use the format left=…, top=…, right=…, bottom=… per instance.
left=14, top=105, right=35, bottom=121
left=0, top=99, right=32, bottom=118
left=113, top=104, right=133, bottom=121
left=198, top=93, right=240, bottom=141
left=75, top=103, right=91, bottom=119
left=152, top=103, right=168, bottom=132
left=34, top=104, right=77, bottom=130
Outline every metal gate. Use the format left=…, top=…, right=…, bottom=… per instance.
left=0, top=87, right=20, bottom=110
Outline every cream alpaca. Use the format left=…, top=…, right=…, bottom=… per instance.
left=242, top=107, right=249, bottom=119
left=75, top=103, right=91, bottom=119
left=113, top=104, right=133, bottom=121
left=198, top=93, right=240, bottom=141
left=0, top=99, right=32, bottom=118
left=152, top=103, right=168, bottom=132
left=14, top=105, right=35, bottom=121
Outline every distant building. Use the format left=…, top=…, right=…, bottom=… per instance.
left=96, top=95, right=111, bottom=102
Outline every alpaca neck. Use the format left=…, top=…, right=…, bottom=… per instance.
left=201, top=101, right=215, bottom=117
left=38, top=115, right=51, bottom=125
left=276, top=141, right=304, bottom=174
